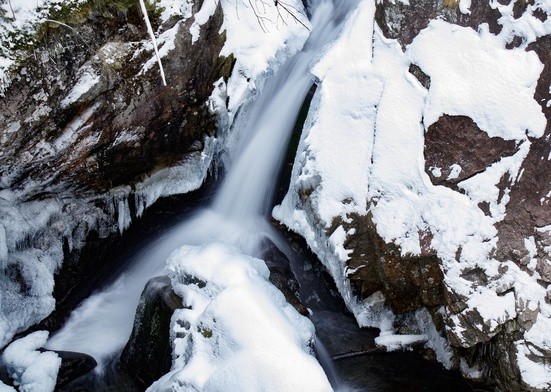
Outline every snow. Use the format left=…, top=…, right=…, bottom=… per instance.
left=0, top=382, right=15, bottom=392
left=375, top=333, right=428, bottom=351
left=493, top=0, right=551, bottom=47
left=190, top=0, right=310, bottom=122
left=147, top=243, right=332, bottom=392
left=59, top=65, right=100, bottom=108
left=274, top=0, right=393, bottom=330
left=516, top=339, right=551, bottom=390
left=458, top=0, right=471, bottom=15
left=157, top=0, right=193, bottom=22
left=2, top=331, right=61, bottom=392
left=139, top=20, right=181, bottom=78
left=407, top=19, right=546, bottom=141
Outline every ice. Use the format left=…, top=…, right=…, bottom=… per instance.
left=2, top=331, right=61, bottom=392
left=147, top=243, right=332, bottom=392
left=375, top=333, right=428, bottom=351
left=59, top=65, right=100, bottom=108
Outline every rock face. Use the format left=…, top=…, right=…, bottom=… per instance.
left=275, top=0, right=551, bottom=390
left=119, top=276, right=183, bottom=390
left=0, top=0, right=228, bottom=347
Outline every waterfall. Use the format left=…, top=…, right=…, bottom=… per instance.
left=46, top=0, right=357, bottom=381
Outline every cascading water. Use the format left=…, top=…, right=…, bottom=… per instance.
left=46, top=0, right=357, bottom=387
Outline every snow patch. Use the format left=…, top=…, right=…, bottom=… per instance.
left=59, top=65, right=100, bottom=108
left=2, top=331, right=61, bottom=392
left=407, top=20, right=546, bottom=141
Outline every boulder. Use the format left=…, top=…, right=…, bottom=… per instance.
left=118, top=276, right=183, bottom=390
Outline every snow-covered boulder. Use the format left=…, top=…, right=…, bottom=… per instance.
left=147, top=243, right=332, bottom=392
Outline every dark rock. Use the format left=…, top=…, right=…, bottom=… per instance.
left=424, top=115, right=517, bottom=190
left=256, top=238, right=309, bottom=316
left=408, top=63, right=431, bottom=89
left=310, top=310, right=382, bottom=358
left=0, top=1, right=228, bottom=197
left=375, top=0, right=502, bottom=50
left=336, top=213, right=446, bottom=314
left=496, top=34, right=551, bottom=265
left=54, top=350, right=98, bottom=388
left=118, top=276, right=183, bottom=390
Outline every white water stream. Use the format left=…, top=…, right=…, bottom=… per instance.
left=46, top=0, right=356, bottom=380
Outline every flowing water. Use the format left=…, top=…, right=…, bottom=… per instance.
left=44, top=0, right=475, bottom=390
left=47, top=0, right=357, bottom=382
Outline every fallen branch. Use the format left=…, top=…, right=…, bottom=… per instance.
left=139, top=0, right=167, bottom=86
left=331, top=347, right=386, bottom=360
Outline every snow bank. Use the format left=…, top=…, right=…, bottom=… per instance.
left=2, top=331, right=60, bottom=392
left=148, top=243, right=332, bottom=392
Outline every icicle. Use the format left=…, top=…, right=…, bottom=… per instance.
left=0, top=224, right=8, bottom=268
left=117, top=197, right=132, bottom=234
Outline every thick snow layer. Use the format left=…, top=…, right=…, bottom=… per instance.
left=2, top=331, right=61, bottom=392
left=147, top=243, right=332, bottom=392
left=407, top=19, right=545, bottom=140
left=190, top=0, right=310, bottom=122
left=273, top=0, right=396, bottom=331
left=516, top=340, right=551, bottom=390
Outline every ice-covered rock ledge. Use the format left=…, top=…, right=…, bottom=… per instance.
left=275, top=0, right=551, bottom=390
left=0, top=0, right=309, bottom=361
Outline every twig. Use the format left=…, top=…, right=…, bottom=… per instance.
left=275, top=0, right=309, bottom=30
left=8, top=0, right=15, bottom=20
left=138, top=0, right=167, bottom=86
left=331, top=348, right=386, bottom=360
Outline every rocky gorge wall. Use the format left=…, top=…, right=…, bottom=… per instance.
left=0, top=0, right=231, bottom=348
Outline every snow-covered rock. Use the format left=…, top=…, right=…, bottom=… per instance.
left=275, top=0, right=551, bottom=390
left=147, top=243, right=332, bottom=392
left=0, top=0, right=223, bottom=349
left=1, top=331, right=61, bottom=392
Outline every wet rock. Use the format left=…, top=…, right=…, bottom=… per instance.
left=53, top=350, right=97, bottom=388
left=118, top=276, right=183, bottom=390
left=0, top=0, right=228, bottom=346
left=0, top=2, right=228, bottom=196
left=257, top=238, right=309, bottom=316
left=338, top=213, right=446, bottom=313
left=310, top=310, right=382, bottom=359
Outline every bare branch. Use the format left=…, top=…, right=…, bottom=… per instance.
left=139, top=0, right=167, bottom=86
